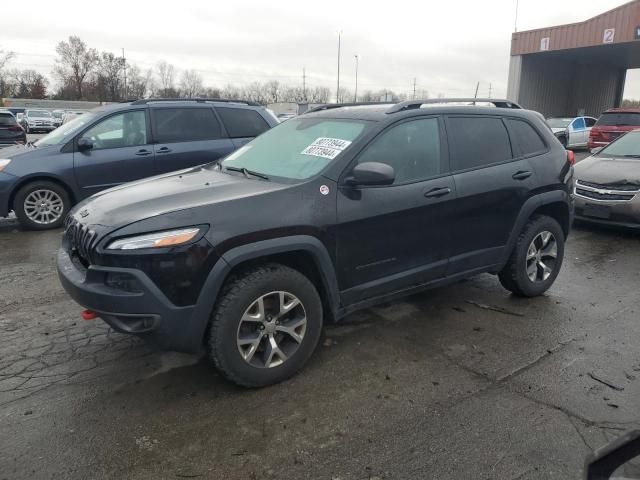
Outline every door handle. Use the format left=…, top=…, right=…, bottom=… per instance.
left=135, top=149, right=152, bottom=156
left=157, top=147, right=172, bottom=154
left=424, top=187, right=452, bottom=198
left=512, top=171, right=532, bottom=180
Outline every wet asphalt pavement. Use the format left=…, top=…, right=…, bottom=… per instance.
left=1, top=151, right=640, bottom=480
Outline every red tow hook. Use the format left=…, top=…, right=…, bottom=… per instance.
left=81, top=310, right=97, bottom=321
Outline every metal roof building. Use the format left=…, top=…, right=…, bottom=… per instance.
left=507, top=0, right=640, bottom=117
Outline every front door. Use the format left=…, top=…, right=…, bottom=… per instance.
left=569, top=117, right=587, bottom=147
left=73, top=109, right=155, bottom=198
left=335, top=116, right=456, bottom=305
left=150, top=106, right=235, bottom=174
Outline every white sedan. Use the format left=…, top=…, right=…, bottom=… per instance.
left=547, top=116, right=597, bottom=148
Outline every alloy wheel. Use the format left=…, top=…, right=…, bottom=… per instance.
left=23, top=189, right=65, bottom=225
left=525, top=231, right=557, bottom=282
left=236, top=291, right=307, bottom=368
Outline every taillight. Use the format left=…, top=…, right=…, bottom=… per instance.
left=566, top=150, right=575, bottom=165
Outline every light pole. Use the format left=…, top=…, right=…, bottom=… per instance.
left=336, top=31, right=342, bottom=103
left=354, top=54, right=359, bottom=103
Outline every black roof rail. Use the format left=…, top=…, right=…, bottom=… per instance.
left=305, top=101, right=395, bottom=114
left=129, top=98, right=262, bottom=106
left=386, top=98, right=522, bottom=114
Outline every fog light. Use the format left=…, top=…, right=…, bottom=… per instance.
left=105, top=273, right=141, bottom=293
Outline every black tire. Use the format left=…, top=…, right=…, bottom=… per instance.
left=207, top=263, right=323, bottom=387
left=498, top=215, right=565, bottom=297
left=13, top=180, right=71, bottom=230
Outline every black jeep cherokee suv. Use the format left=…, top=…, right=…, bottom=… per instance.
left=57, top=98, right=574, bottom=387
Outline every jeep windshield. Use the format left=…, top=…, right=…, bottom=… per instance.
left=218, top=117, right=369, bottom=180
left=35, top=112, right=97, bottom=146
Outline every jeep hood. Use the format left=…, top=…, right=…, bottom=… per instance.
left=70, top=165, right=288, bottom=228
left=574, top=156, right=640, bottom=186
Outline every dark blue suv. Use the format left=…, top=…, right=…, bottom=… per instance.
left=0, top=99, right=278, bottom=229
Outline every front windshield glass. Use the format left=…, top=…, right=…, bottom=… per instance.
left=547, top=118, right=572, bottom=128
left=35, top=112, right=97, bottom=146
left=28, top=110, right=52, bottom=118
left=599, top=130, right=640, bottom=157
left=219, top=117, right=369, bottom=180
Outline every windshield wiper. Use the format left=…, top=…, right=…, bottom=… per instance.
left=623, top=154, right=640, bottom=158
left=223, top=165, right=269, bottom=180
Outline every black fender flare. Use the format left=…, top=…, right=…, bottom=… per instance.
left=497, top=190, right=572, bottom=270
left=186, top=235, right=340, bottom=350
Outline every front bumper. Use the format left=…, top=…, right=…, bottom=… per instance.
left=57, top=247, right=206, bottom=352
left=573, top=195, right=640, bottom=229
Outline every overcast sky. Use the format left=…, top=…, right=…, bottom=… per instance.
left=1, top=0, right=638, bottom=99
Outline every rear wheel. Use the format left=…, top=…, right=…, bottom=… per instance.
left=499, top=215, right=565, bottom=297
left=13, top=180, right=71, bottom=230
left=207, top=264, right=323, bottom=387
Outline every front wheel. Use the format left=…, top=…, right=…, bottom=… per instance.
left=207, top=264, right=323, bottom=387
left=13, top=181, right=71, bottom=230
left=498, top=215, right=565, bottom=297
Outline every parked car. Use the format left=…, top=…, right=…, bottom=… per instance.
left=0, top=98, right=278, bottom=229
left=547, top=116, right=597, bottom=148
left=52, top=110, right=65, bottom=128
left=22, top=109, right=55, bottom=133
left=573, top=129, right=640, bottom=228
left=0, top=110, right=27, bottom=146
left=588, top=108, right=640, bottom=150
left=56, top=98, right=574, bottom=387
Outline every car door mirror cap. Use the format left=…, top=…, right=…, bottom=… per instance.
left=347, top=162, right=395, bottom=186
left=77, top=137, right=94, bottom=152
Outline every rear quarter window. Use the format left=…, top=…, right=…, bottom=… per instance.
left=152, top=107, right=222, bottom=143
left=506, top=118, right=547, bottom=157
left=447, top=116, right=513, bottom=171
left=217, top=108, right=270, bottom=138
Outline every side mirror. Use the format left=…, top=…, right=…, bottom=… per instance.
left=347, top=162, right=395, bottom=186
left=585, top=430, right=640, bottom=479
left=77, top=137, right=94, bottom=152
left=591, top=146, right=604, bottom=155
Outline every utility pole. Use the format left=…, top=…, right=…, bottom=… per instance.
left=122, top=48, right=127, bottom=100
left=336, top=31, right=342, bottom=103
left=412, top=78, right=417, bottom=99
left=514, top=0, right=519, bottom=32
left=354, top=55, right=359, bottom=103
left=488, top=83, right=492, bottom=98
left=302, top=67, right=307, bottom=101
left=474, top=81, right=480, bottom=99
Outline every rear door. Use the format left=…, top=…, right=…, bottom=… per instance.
left=150, top=106, right=235, bottom=174
left=216, top=106, right=272, bottom=148
left=73, top=109, right=155, bottom=197
left=445, top=115, right=539, bottom=275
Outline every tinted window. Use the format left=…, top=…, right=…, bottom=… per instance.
left=585, top=117, right=597, bottom=127
left=217, top=108, right=270, bottom=138
left=448, top=116, right=512, bottom=170
left=507, top=119, right=546, bottom=156
left=83, top=111, right=147, bottom=150
left=572, top=118, right=586, bottom=130
left=0, top=113, right=16, bottom=126
left=153, top=108, right=222, bottom=143
left=357, top=118, right=441, bottom=184
left=596, top=113, right=640, bottom=127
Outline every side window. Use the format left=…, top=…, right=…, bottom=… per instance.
left=448, top=116, right=512, bottom=171
left=585, top=117, right=597, bottom=128
left=356, top=117, right=441, bottom=185
left=152, top=108, right=222, bottom=143
left=217, top=108, right=270, bottom=138
left=506, top=119, right=546, bottom=157
left=82, top=111, right=147, bottom=150
left=572, top=117, right=586, bottom=130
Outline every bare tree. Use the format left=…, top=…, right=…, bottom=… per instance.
left=156, top=60, right=177, bottom=97
left=127, top=65, right=152, bottom=99
left=180, top=69, right=204, bottom=98
left=53, top=36, right=98, bottom=99
left=265, top=80, right=282, bottom=103
left=0, top=46, right=15, bottom=98
left=97, top=52, right=125, bottom=101
left=7, top=69, right=48, bottom=98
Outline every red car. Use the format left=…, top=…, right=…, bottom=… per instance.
left=588, top=108, right=640, bottom=150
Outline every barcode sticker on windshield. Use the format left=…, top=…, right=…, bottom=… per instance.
left=301, top=137, right=352, bottom=160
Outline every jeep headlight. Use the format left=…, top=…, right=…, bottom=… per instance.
left=107, top=228, right=201, bottom=250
